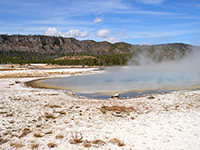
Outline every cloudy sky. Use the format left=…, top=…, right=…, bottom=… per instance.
left=0, top=0, right=200, bottom=45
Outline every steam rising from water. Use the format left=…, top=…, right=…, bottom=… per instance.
left=37, top=47, right=200, bottom=98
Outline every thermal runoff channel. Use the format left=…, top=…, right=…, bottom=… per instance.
left=37, top=48, right=200, bottom=97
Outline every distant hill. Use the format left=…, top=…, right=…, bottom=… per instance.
left=0, top=34, right=195, bottom=65
left=0, top=34, right=132, bottom=54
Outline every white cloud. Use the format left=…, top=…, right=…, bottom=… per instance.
left=44, top=27, right=62, bottom=36
left=140, top=42, right=151, bottom=45
left=65, top=30, right=88, bottom=38
left=44, top=28, right=88, bottom=38
left=96, top=29, right=110, bottom=38
left=96, top=29, right=120, bottom=43
left=197, top=4, right=200, bottom=8
left=136, top=0, right=165, bottom=5
left=105, top=37, right=120, bottom=43
left=94, top=17, right=103, bottom=23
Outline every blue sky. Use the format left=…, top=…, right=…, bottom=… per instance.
left=0, top=0, right=200, bottom=45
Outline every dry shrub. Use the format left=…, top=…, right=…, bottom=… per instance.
left=69, top=132, right=83, bottom=144
left=55, top=134, right=64, bottom=139
left=47, top=142, right=56, bottom=148
left=109, top=138, right=125, bottom=147
left=100, top=105, right=134, bottom=114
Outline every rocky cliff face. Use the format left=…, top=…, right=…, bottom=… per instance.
left=0, top=35, right=133, bottom=54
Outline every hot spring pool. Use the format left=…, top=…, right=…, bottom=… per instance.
left=28, top=66, right=200, bottom=99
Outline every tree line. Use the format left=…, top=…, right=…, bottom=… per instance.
left=0, top=50, right=131, bottom=66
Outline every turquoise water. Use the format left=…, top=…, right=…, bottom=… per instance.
left=35, top=66, right=200, bottom=98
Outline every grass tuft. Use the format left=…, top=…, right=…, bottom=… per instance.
left=69, top=132, right=83, bottom=144
left=31, top=143, right=39, bottom=149
left=109, top=138, right=125, bottom=147
left=33, top=133, right=43, bottom=138
left=91, top=139, right=106, bottom=145
left=44, top=112, right=56, bottom=119
left=47, top=142, right=57, bottom=148
left=19, top=128, right=31, bottom=138
left=55, top=134, right=64, bottom=139
left=45, top=104, right=61, bottom=108
left=100, top=105, right=134, bottom=114
left=82, top=140, right=91, bottom=147
left=0, top=137, right=8, bottom=145
left=10, top=142, right=24, bottom=148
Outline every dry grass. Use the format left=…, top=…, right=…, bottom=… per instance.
left=68, top=131, right=106, bottom=148
left=10, top=142, right=24, bottom=148
left=162, top=105, right=171, bottom=111
left=109, top=138, right=125, bottom=146
left=3, top=130, right=11, bottom=136
left=31, top=143, right=39, bottom=149
left=47, top=142, right=57, bottom=148
left=69, top=132, right=83, bottom=144
left=91, top=139, right=106, bottom=145
left=44, top=112, right=56, bottom=119
left=33, top=133, right=43, bottom=138
left=19, top=128, right=31, bottom=138
left=130, top=116, right=135, bottom=120
left=9, top=96, right=21, bottom=101
left=82, top=140, right=92, bottom=147
left=15, top=80, right=21, bottom=84
left=54, top=110, right=66, bottom=115
left=0, top=111, right=7, bottom=114
left=45, top=104, right=61, bottom=108
left=100, top=105, right=134, bottom=114
left=0, top=71, right=86, bottom=78
left=55, top=55, right=96, bottom=61
left=82, top=139, right=106, bottom=148
left=55, top=134, right=64, bottom=139
left=6, top=113, right=14, bottom=117
left=45, top=131, right=53, bottom=134
left=0, top=137, right=8, bottom=145
left=147, top=96, right=155, bottom=99
left=48, top=93, right=59, bottom=96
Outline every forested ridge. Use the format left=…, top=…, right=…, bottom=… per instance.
left=0, top=34, right=194, bottom=66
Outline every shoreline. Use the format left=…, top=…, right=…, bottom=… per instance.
left=25, top=70, right=200, bottom=100
left=0, top=67, right=200, bottom=149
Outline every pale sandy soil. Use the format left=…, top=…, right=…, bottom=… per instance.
left=0, top=68, right=200, bottom=150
